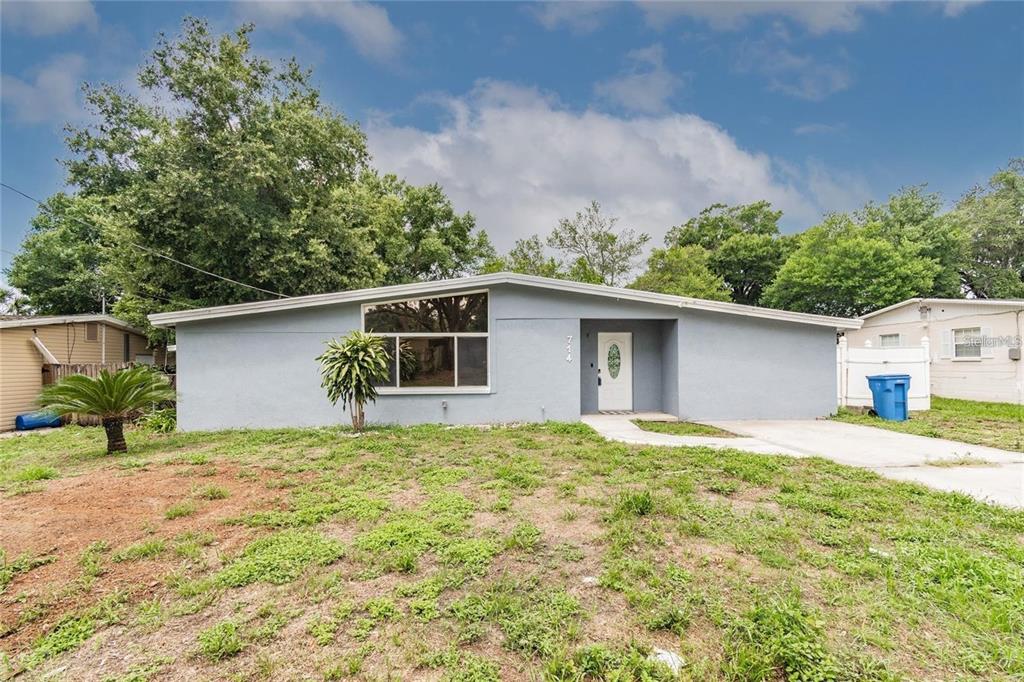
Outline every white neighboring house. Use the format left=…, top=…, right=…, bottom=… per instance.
left=846, top=298, right=1024, bottom=404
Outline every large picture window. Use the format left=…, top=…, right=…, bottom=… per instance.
left=363, top=292, right=488, bottom=391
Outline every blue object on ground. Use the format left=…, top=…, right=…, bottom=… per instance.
left=14, top=411, right=62, bottom=430
left=866, top=374, right=911, bottom=421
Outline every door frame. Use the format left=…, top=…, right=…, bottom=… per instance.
left=597, top=331, right=633, bottom=412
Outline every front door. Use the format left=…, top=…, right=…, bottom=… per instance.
left=598, top=332, right=633, bottom=411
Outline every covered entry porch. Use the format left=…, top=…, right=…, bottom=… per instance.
left=579, top=318, right=680, bottom=416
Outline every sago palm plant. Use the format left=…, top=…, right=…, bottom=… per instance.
left=317, top=331, right=391, bottom=432
left=39, top=366, right=176, bottom=453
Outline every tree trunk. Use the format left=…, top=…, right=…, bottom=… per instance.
left=352, top=402, right=365, bottom=432
left=102, top=417, right=127, bottom=453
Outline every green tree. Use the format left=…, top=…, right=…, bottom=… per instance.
left=762, top=215, right=938, bottom=317
left=629, top=245, right=731, bottom=301
left=38, top=367, right=176, bottom=453
left=6, top=193, right=109, bottom=314
left=858, top=186, right=968, bottom=297
left=665, top=201, right=788, bottom=306
left=546, top=201, right=650, bottom=286
left=954, top=160, right=1024, bottom=298
left=16, top=18, right=490, bottom=338
left=317, top=331, right=391, bottom=432
left=344, top=173, right=494, bottom=285
left=666, top=201, right=782, bottom=251
left=708, top=232, right=793, bottom=306
left=483, top=235, right=564, bottom=278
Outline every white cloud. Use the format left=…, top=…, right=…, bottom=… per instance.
left=942, top=0, right=985, bottom=17
left=737, top=41, right=852, bottom=101
left=638, top=1, right=886, bottom=35
left=529, top=2, right=615, bottom=33
left=367, top=80, right=864, bottom=250
left=243, top=2, right=403, bottom=63
left=793, top=122, right=846, bottom=135
left=1, top=54, right=86, bottom=125
left=1, top=1, right=98, bottom=36
left=594, top=44, right=685, bottom=114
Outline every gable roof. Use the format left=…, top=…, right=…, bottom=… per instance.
left=148, top=272, right=861, bottom=330
left=0, top=314, right=144, bottom=335
left=860, top=297, right=1024, bottom=320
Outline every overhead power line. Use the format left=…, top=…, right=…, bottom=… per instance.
left=1, top=182, right=290, bottom=299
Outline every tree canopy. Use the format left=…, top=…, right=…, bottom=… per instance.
left=762, top=214, right=939, bottom=317
left=5, top=18, right=492, bottom=338
left=954, top=160, right=1024, bottom=298
left=629, top=245, right=731, bottom=301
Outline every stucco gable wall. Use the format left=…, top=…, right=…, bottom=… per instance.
left=677, top=310, right=837, bottom=420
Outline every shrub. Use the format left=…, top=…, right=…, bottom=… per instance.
left=317, top=331, right=391, bottom=431
left=141, top=407, right=177, bottom=433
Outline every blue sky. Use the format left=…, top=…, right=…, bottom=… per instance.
left=2, top=1, right=1022, bottom=275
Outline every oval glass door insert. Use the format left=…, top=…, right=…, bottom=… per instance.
left=607, top=343, right=621, bottom=379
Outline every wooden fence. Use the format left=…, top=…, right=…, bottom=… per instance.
left=40, top=363, right=176, bottom=425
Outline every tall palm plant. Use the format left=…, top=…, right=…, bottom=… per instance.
left=317, top=331, right=390, bottom=432
left=39, top=366, right=176, bottom=453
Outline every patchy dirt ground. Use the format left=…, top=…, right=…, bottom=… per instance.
left=1, top=423, right=1022, bottom=681
left=0, top=460, right=284, bottom=655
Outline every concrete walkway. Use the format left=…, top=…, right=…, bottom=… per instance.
left=583, top=413, right=1024, bottom=508
left=580, top=413, right=803, bottom=456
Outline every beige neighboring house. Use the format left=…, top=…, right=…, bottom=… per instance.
left=0, top=314, right=155, bottom=431
left=847, top=298, right=1024, bottom=403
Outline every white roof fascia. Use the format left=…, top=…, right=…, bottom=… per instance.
left=860, top=297, right=1024, bottom=320
left=148, top=272, right=861, bottom=330
left=0, top=314, right=145, bottom=336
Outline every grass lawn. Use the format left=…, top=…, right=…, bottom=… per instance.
left=1, top=423, right=1022, bottom=681
left=632, top=421, right=737, bottom=438
left=834, top=396, right=1024, bottom=452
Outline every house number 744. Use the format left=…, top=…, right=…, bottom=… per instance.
left=566, top=335, right=573, bottom=362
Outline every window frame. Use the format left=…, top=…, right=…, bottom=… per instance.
left=361, top=289, right=491, bottom=394
left=878, top=333, right=901, bottom=348
left=952, top=326, right=982, bottom=360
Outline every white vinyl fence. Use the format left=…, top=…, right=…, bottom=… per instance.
left=837, top=336, right=931, bottom=412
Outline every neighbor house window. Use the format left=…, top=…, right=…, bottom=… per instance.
left=878, top=333, right=901, bottom=348
left=86, top=323, right=98, bottom=341
left=363, top=292, right=488, bottom=390
left=953, top=327, right=982, bottom=359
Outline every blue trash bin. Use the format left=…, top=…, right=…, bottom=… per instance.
left=15, top=411, right=62, bottom=430
left=865, top=374, right=910, bottom=421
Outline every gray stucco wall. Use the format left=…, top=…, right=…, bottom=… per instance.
left=676, top=310, right=837, bottom=420
left=660, top=320, right=679, bottom=416
left=175, top=282, right=838, bottom=431
left=579, top=319, right=666, bottom=413
left=176, top=284, right=673, bottom=431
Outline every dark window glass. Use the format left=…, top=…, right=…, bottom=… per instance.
left=365, top=293, right=487, bottom=333
left=457, top=337, right=488, bottom=386
left=374, top=337, right=398, bottom=387
left=400, top=337, right=455, bottom=387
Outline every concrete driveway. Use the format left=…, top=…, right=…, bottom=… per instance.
left=709, top=419, right=1024, bottom=509
left=582, top=413, right=1024, bottom=508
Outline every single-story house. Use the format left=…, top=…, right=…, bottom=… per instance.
left=149, top=273, right=861, bottom=431
left=0, top=314, right=155, bottom=431
left=846, top=297, right=1024, bottom=403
